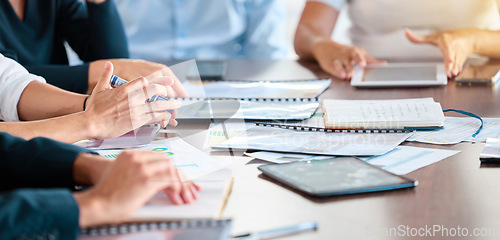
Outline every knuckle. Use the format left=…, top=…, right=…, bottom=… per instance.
left=118, top=151, right=132, bottom=162
left=171, top=183, right=182, bottom=193
left=116, top=87, right=129, bottom=98
left=140, top=77, right=149, bottom=86
left=152, top=84, right=167, bottom=95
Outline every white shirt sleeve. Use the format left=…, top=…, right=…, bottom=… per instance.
left=308, top=0, right=346, bottom=10
left=0, top=54, right=46, bottom=122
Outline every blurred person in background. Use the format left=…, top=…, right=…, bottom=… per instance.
left=0, top=0, right=184, bottom=94
left=294, top=0, right=500, bottom=80
left=114, top=0, right=289, bottom=61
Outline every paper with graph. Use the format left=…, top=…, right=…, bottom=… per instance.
left=407, top=117, right=500, bottom=144
left=96, top=137, right=225, bottom=180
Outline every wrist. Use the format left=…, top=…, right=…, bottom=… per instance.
left=469, top=30, right=480, bottom=55
left=79, top=110, right=101, bottom=140
left=83, top=95, right=90, bottom=111
left=74, top=190, right=108, bottom=228
left=73, top=153, right=112, bottom=185
left=312, top=39, right=346, bottom=59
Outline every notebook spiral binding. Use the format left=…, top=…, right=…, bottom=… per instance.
left=254, top=122, right=415, bottom=134
left=80, top=219, right=231, bottom=236
left=172, top=97, right=319, bottom=102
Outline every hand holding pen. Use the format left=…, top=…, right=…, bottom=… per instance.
left=109, top=74, right=180, bottom=128
left=84, top=62, right=181, bottom=140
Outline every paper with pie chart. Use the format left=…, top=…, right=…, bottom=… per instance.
left=96, top=137, right=226, bottom=180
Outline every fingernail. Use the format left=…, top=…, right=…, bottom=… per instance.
left=104, top=61, right=112, bottom=69
left=162, top=121, right=167, bottom=128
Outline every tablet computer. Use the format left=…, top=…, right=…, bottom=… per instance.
left=258, top=158, right=417, bottom=197
left=351, top=63, right=447, bottom=87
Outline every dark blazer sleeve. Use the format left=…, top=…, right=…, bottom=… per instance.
left=56, top=0, right=129, bottom=61
left=25, top=64, right=90, bottom=94
left=27, top=0, right=129, bottom=94
left=0, top=132, right=92, bottom=191
left=0, top=189, right=79, bottom=240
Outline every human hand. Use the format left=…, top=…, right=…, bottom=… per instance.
left=84, top=62, right=181, bottom=140
left=312, top=39, right=385, bottom=80
left=89, top=59, right=189, bottom=97
left=406, top=28, right=476, bottom=78
left=74, top=151, right=201, bottom=227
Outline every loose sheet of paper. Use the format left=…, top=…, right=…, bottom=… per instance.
left=215, top=126, right=413, bottom=156
left=358, top=146, right=460, bottom=175
left=246, top=146, right=459, bottom=175
left=97, top=137, right=226, bottom=180
left=204, top=121, right=255, bottom=149
left=244, top=151, right=335, bottom=164
left=407, top=117, right=500, bottom=144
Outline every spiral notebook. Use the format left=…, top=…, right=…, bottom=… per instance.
left=214, top=126, right=414, bottom=156
left=322, top=98, right=445, bottom=130
left=79, top=220, right=232, bottom=240
left=175, top=97, right=319, bottom=120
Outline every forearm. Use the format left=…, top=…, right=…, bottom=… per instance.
left=0, top=189, right=80, bottom=239
left=0, top=132, right=92, bottom=190
left=17, top=81, right=86, bottom=121
left=0, top=112, right=95, bottom=143
left=471, top=29, right=500, bottom=58
left=25, top=64, right=90, bottom=94
left=294, top=2, right=339, bottom=59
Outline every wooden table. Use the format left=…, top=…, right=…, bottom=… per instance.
left=163, top=59, right=500, bottom=240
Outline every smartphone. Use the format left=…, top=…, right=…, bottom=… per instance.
left=455, top=64, right=500, bottom=85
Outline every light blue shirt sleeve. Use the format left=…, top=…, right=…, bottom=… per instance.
left=241, top=0, right=289, bottom=59
left=308, top=0, right=346, bottom=10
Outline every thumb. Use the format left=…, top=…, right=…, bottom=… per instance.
left=405, top=28, right=435, bottom=45
left=365, top=54, right=387, bottom=65
left=92, top=61, right=114, bottom=94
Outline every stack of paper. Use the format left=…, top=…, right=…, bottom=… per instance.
left=480, top=138, right=500, bottom=162
left=322, top=98, right=445, bottom=129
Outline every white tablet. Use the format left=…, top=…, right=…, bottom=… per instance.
left=351, top=63, right=447, bottom=87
